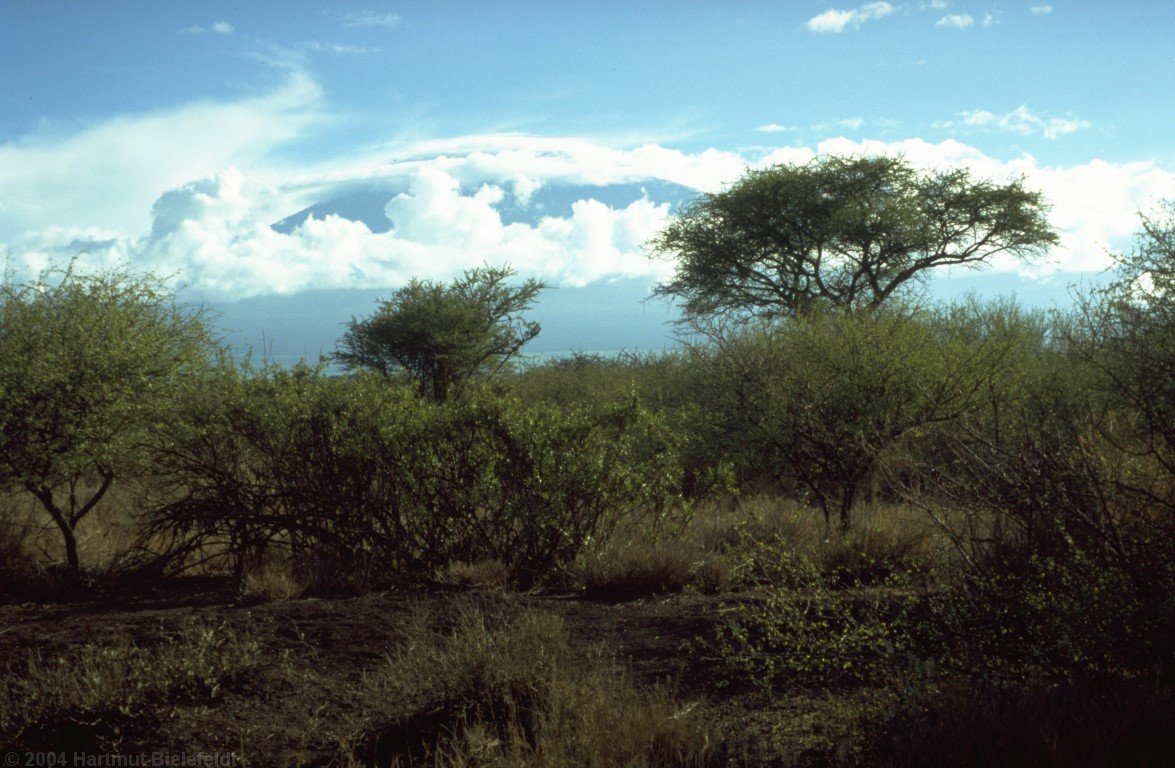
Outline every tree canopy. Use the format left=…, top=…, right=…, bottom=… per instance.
left=0, top=265, right=218, bottom=577
left=335, top=266, right=545, bottom=401
left=649, top=155, right=1058, bottom=322
left=1077, top=201, right=1175, bottom=487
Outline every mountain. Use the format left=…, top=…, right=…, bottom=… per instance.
left=271, top=179, right=699, bottom=234
left=197, top=179, right=701, bottom=364
left=207, top=176, right=1079, bottom=367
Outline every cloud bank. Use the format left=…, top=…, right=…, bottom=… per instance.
left=1, top=70, right=1172, bottom=301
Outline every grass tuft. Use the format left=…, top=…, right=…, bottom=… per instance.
left=0, top=621, right=262, bottom=753
left=348, top=605, right=721, bottom=767
left=582, top=545, right=694, bottom=599
left=240, top=558, right=309, bottom=602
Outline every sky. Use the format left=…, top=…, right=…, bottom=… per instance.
left=2, top=1, right=1174, bottom=352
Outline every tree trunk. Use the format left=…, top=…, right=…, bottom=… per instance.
left=28, top=474, right=113, bottom=582
left=838, top=482, right=855, bottom=532
left=32, top=487, right=81, bottom=580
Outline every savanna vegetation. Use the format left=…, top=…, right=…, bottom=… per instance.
left=2, top=159, right=1173, bottom=766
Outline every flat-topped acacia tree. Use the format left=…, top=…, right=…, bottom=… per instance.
left=335, top=265, right=545, bottom=401
left=649, top=155, right=1058, bottom=322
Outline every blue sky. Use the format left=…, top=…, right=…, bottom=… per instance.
left=2, top=1, right=1174, bottom=351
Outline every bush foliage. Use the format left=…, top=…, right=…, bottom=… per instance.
left=147, top=364, right=685, bottom=587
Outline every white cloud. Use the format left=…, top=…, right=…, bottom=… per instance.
left=0, top=66, right=323, bottom=243
left=6, top=163, right=680, bottom=298
left=920, top=1, right=950, bottom=9
left=183, top=21, right=234, bottom=35
left=953, top=105, right=1090, bottom=139
left=341, top=11, right=401, bottom=28
left=0, top=77, right=1170, bottom=300
left=302, top=41, right=381, bottom=55
left=1029, top=5, right=1053, bottom=15
left=787, top=137, right=1175, bottom=275
left=810, top=117, right=868, bottom=132
left=936, top=13, right=975, bottom=28
left=807, top=9, right=856, bottom=33
left=758, top=118, right=866, bottom=134
left=982, top=12, right=997, bottom=26
left=806, top=2, right=896, bottom=33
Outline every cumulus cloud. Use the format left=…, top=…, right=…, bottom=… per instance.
left=936, top=13, right=975, bottom=28
left=0, top=71, right=1171, bottom=302
left=1029, top=5, right=1053, bottom=14
left=806, top=2, right=895, bottom=33
left=347, top=135, right=747, bottom=195
left=756, top=123, right=794, bottom=133
left=950, top=105, right=1091, bottom=139
left=341, top=11, right=401, bottom=28
left=6, top=163, right=680, bottom=298
left=183, top=21, right=234, bottom=35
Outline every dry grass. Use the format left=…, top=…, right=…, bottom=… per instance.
left=439, top=559, right=512, bottom=590
left=240, top=557, right=310, bottom=602
left=581, top=544, right=695, bottom=599
left=0, top=621, right=262, bottom=753
left=0, top=503, right=49, bottom=598
left=688, top=555, right=733, bottom=595
left=570, top=495, right=939, bottom=600
left=346, top=605, right=722, bottom=767
left=0, top=487, right=145, bottom=580
left=683, top=494, right=942, bottom=588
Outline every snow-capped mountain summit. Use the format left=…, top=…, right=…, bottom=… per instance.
left=271, top=178, right=699, bottom=234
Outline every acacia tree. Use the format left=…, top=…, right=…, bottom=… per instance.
left=1074, top=201, right=1175, bottom=500
left=694, top=305, right=1010, bottom=529
left=649, top=155, right=1058, bottom=322
left=0, top=265, right=217, bottom=579
left=335, top=266, right=545, bottom=401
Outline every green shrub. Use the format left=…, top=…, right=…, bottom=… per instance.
left=0, top=264, right=218, bottom=579
left=714, top=552, right=926, bottom=690
left=149, top=366, right=686, bottom=587
left=0, top=503, right=48, bottom=599
left=687, top=307, right=1007, bottom=528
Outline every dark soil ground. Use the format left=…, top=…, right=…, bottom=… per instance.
left=0, top=579, right=868, bottom=766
